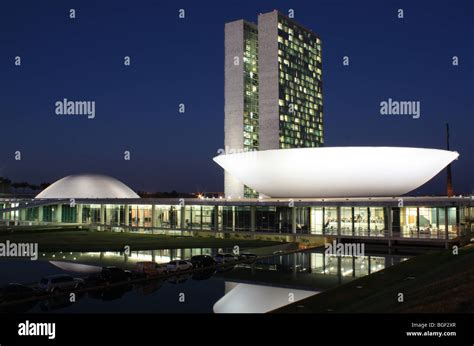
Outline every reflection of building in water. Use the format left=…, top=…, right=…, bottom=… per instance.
left=213, top=282, right=318, bottom=313
left=41, top=248, right=224, bottom=269
left=253, top=250, right=409, bottom=278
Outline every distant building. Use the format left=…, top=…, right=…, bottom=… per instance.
left=224, top=10, right=323, bottom=197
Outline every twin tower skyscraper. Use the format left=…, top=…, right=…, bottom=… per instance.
left=224, top=10, right=324, bottom=198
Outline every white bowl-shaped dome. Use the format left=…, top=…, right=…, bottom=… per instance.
left=35, top=174, right=139, bottom=199
left=213, top=147, right=459, bottom=198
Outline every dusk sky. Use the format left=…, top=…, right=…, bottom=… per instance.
left=0, top=0, right=472, bottom=195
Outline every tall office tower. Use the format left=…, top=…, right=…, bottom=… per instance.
left=259, top=10, right=323, bottom=150
left=224, top=19, right=259, bottom=198
left=224, top=10, right=323, bottom=197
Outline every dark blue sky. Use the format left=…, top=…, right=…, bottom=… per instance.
left=0, top=0, right=472, bottom=194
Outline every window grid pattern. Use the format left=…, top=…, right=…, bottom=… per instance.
left=277, top=16, right=323, bottom=149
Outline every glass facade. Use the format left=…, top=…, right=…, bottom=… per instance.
left=400, top=206, right=460, bottom=239
left=0, top=200, right=468, bottom=241
left=324, top=207, right=338, bottom=235
left=61, top=205, right=77, bottom=223
left=222, top=206, right=252, bottom=232
left=309, top=207, right=323, bottom=234
left=130, top=205, right=152, bottom=227
left=256, top=206, right=277, bottom=232
left=277, top=15, right=323, bottom=149
left=183, top=205, right=215, bottom=230
left=369, top=207, right=385, bottom=235
left=340, top=207, right=352, bottom=235
left=82, top=204, right=101, bottom=223
left=243, top=22, right=259, bottom=152
left=43, top=206, right=54, bottom=222
left=243, top=22, right=259, bottom=198
left=153, top=205, right=180, bottom=229
left=353, top=207, right=368, bottom=236
left=310, top=253, right=388, bottom=277
left=25, top=207, right=39, bottom=221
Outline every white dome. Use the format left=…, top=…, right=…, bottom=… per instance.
left=35, top=174, right=140, bottom=199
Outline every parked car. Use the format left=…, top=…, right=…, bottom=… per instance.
left=190, top=255, right=216, bottom=268
left=214, top=253, right=238, bottom=264
left=96, top=266, right=132, bottom=284
left=166, top=260, right=193, bottom=272
left=39, top=275, right=84, bottom=293
left=133, top=261, right=167, bottom=276
left=0, top=283, right=37, bottom=303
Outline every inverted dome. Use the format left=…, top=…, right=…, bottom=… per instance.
left=213, top=147, right=459, bottom=198
left=35, top=174, right=139, bottom=199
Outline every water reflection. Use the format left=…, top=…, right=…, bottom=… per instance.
left=213, top=282, right=317, bottom=313
left=40, top=248, right=234, bottom=271
left=39, top=292, right=86, bottom=312
left=0, top=248, right=411, bottom=313
left=89, top=285, right=133, bottom=301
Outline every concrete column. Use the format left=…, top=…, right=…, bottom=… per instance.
left=151, top=204, right=156, bottom=229
left=106, top=206, right=112, bottom=225
left=124, top=205, right=129, bottom=227
left=291, top=207, right=296, bottom=234
left=445, top=207, right=449, bottom=240
left=352, top=207, right=355, bottom=236
left=76, top=204, right=83, bottom=224
left=368, top=207, right=371, bottom=238
left=100, top=204, right=105, bottom=225
left=336, top=206, right=341, bottom=237
left=38, top=206, right=43, bottom=223
left=180, top=206, right=186, bottom=230
left=214, top=206, right=219, bottom=231
left=116, top=206, right=121, bottom=226
left=56, top=204, right=63, bottom=223
left=250, top=205, right=256, bottom=232
left=387, top=207, right=393, bottom=238
left=232, top=206, right=235, bottom=232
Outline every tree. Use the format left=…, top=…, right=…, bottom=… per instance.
left=28, top=184, right=40, bottom=191
left=40, top=182, right=51, bottom=190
